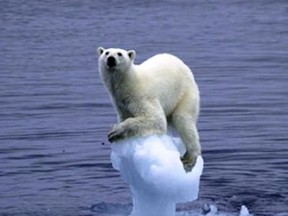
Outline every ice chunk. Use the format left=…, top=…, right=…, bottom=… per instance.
left=205, top=204, right=218, bottom=216
left=111, top=135, right=204, bottom=216
left=239, top=205, right=250, bottom=216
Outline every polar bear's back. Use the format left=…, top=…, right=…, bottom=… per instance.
left=138, top=53, right=196, bottom=86
left=139, top=53, right=196, bottom=88
left=136, top=53, right=199, bottom=116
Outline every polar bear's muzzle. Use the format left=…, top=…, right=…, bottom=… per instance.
left=107, top=56, right=117, bottom=68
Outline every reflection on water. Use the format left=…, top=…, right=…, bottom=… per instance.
left=0, top=0, right=287, bottom=215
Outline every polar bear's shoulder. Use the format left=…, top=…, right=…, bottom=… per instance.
left=137, top=53, right=187, bottom=74
left=140, top=53, right=183, bottom=66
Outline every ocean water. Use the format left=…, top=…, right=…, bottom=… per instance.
left=0, top=0, right=287, bottom=215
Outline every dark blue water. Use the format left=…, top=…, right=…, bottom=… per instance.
left=1, top=0, right=287, bottom=215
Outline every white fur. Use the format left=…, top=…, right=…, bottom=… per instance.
left=97, top=47, right=201, bottom=171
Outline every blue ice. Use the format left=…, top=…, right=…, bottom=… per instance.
left=111, top=135, right=204, bottom=216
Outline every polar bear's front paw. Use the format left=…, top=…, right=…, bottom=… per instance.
left=181, top=151, right=197, bottom=172
left=108, top=124, right=126, bottom=142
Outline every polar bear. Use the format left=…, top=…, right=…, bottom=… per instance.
left=97, top=47, right=201, bottom=171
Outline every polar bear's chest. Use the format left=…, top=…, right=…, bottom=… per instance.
left=114, top=96, right=135, bottom=120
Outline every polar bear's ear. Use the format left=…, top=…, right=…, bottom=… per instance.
left=128, top=50, right=136, bottom=61
left=97, top=47, right=105, bottom=56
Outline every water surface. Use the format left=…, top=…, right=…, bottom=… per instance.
left=0, top=0, right=287, bottom=215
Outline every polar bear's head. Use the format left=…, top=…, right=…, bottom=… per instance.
left=97, top=47, right=136, bottom=72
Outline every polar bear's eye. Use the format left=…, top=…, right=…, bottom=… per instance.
left=117, top=52, right=122, bottom=57
left=105, top=51, right=110, bottom=56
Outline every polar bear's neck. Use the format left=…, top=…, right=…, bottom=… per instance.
left=107, top=65, right=138, bottom=104
left=104, top=65, right=138, bottom=121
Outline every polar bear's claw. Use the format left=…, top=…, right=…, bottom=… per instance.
left=108, top=128, right=123, bottom=142
left=181, top=152, right=197, bottom=172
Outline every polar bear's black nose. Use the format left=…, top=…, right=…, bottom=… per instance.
left=107, top=56, right=116, bottom=67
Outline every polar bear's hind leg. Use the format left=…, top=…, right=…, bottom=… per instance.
left=171, top=94, right=201, bottom=172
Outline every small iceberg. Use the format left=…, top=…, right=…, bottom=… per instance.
left=239, top=205, right=251, bottom=216
left=200, top=204, right=252, bottom=216
left=111, top=135, right=204, bottom=216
